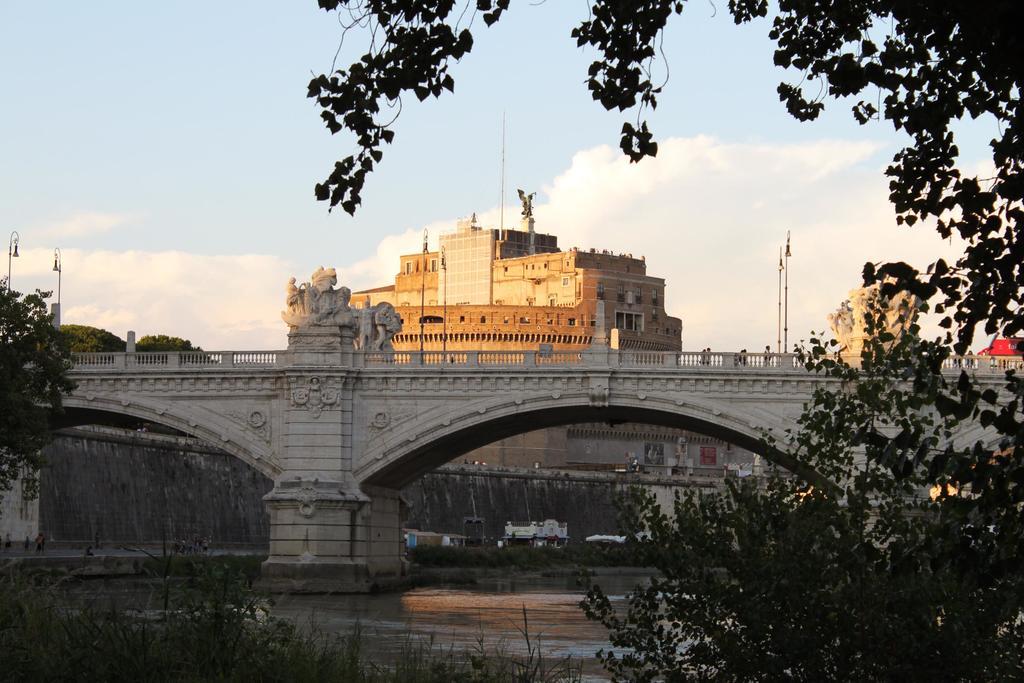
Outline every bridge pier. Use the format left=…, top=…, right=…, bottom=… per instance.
left=255, top=322, right=407, bottom=593
left=260, top=479, right=366, bottom=593
left=258, top=481, right=405, bottom=593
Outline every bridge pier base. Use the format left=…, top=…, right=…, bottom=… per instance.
left=258, top=479, right=406, bottom=593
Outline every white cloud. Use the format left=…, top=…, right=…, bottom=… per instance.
left=36, top=211, right=136, bottom=239
left=340, top=218, right=453, bottom=294
left=343, top=135, right=968, bottom=352
left=6, top=135, right=974, bottom=354
left=12, top=248, right=294, bottom=350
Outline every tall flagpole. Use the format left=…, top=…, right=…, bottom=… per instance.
left=774, top=246, right=782, bottom=356
left=499, top=113, right=506, bottom=234
left=784, top=231, right=791, bottom=353
left=441, top=245, right=447, bottom=359
left=420, top=228, right=428, bottom=361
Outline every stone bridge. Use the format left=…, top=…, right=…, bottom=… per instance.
left=63, top=328, right=1017, bottom=592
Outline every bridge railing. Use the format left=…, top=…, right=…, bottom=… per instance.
left=70, top=351, right=281, bottom=370
left=940, top=355, right=1024, bottom=372
left=360, top=350, right=806, bottom=370
left=69, top=349, right=1020, bottom=374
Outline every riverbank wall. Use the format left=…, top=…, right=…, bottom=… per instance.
left=1, top=428, right=719, bottom=546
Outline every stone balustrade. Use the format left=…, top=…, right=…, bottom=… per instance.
left=70, top=351, right=280, bottom=370
left=68, top=349, right=1021, bottom=374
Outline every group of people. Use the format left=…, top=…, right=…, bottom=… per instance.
left=729, top=346, right=781, bottom=368
left=174, top=537, right=210, bottom=555
left=0, top=532, right=46, bottom=553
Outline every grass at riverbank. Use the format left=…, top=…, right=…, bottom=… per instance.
left=409, top=543, right=634, bottom=569
left=0, top=566, right=583, bottom=682
left=141, top=553, right=265, bottom=582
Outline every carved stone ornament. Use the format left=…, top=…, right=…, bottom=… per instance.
left=290, top=376, right=338, bottom=418
left=281, top=266, right=353, bottom=329
left=224, top=407, right=271, bottom=443
left=589, top=382, right=610, bottom=408
left=368, top=408, right=415, bottom=432
left=297, top=483, right=317, bottom=519
left=827, top=280, right=922, bottom=355
left=282, top=267, right=402, bottom=351
left=287, top=332, right=344, bottom=351
left=353, top=301, right=402, bottom=352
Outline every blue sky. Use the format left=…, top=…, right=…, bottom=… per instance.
left=1, top=3, right=989, bottom=349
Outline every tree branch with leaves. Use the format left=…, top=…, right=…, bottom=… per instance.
left=0, top=282, right=74, bottom=497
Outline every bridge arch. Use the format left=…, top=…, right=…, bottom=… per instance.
left=356, top=392, right=815, bottom=489
left=58, top=395, right=280, bottom=480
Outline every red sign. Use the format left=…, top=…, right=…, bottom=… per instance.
left=978, top=337, right=1023, bottom=356
left=700, top=446, right=717, bottom=466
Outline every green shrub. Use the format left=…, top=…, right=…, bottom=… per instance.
left=0, top=564, right=582, bottom=681
left=409, top=543, right=635, bottom=569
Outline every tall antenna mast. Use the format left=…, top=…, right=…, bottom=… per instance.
left=499, top=112, right=506, bottom=233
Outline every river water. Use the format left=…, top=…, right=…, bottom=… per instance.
left=272, top=573, right=647, bottom=680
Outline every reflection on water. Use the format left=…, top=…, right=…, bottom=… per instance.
left=272, top=574, right=645, bottom=679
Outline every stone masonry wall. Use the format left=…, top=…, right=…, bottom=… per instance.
left=36, top=429, right=712, bottom=547
left=38, top=427, right=273, bottom=546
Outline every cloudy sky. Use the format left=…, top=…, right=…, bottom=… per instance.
left=2, top=3, right=988, bottom=351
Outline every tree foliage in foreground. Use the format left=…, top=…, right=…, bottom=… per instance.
left=0, top=282, right=74, bottom=494
left=59, top=324, right=126, bottom=353
left=311, top=0, right=1023, bottom=352
left=308, top=3, right=1024, bottom=676
left=581, top=316, right=1024, bottom=680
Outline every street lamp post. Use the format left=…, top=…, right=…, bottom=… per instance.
left=419, top=228, right=428, bottom=361
left=53, top=248, right=62, bottom=305
left=52, top=248, right=62, bottom=328
left=440, top=245, right=447, bottom=359
left=783, top=231, right=791, bottom=353
left=7, top=231, right=19, bottom=290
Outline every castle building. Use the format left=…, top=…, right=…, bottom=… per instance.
left=352, top=215, right=683, bottom=352
left=351, top=212, right=761, bottom=478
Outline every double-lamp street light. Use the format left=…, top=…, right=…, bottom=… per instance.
left=52, top=248, right=63, bottom=328
left=776, top=231, right=793, bottom=354
left=4, top=233, right=66, bottom=329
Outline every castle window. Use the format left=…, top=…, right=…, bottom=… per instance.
left=562, top=277, right=569, bottom=286
left=596, top=283, right=605, bottom=299
left=479, top=316, right=486, bottom=324
left=568, top=318, right=576, bottom=326
left=430, top=258, right=437, bottom=272
left=615, top=311, right=643, bottom=331
left=652, top=289, right=659, bottom=305
left=459, top=315, right=465, bottom=323
left=405, top=262, right=412, bottom=275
